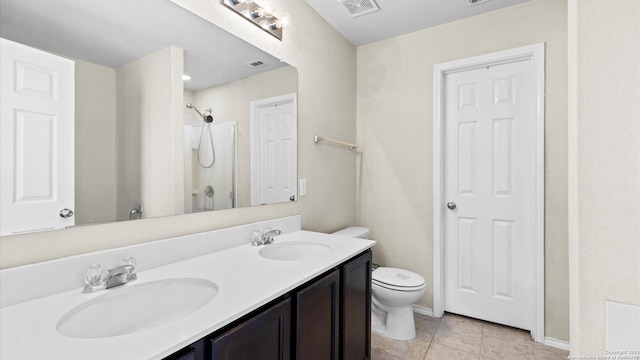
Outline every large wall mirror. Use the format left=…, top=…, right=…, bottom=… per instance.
left=0, top=0, right=298, bottom=236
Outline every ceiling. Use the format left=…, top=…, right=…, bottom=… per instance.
left=0, top=0, right=287, bottom=91
left=304, top=0, right=530, bottom=46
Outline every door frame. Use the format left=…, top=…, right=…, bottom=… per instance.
left=432, top=43, right=545, bottom=342
left=249, top=93, right=297, bottom=206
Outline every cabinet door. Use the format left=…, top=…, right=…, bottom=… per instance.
left=164, top=339, right=205, bottom=360
left=211, top=298, right=291, bottom=360
left=295, top=270, right=340, bottom=360
left=341, top=250, right=372, bottom=360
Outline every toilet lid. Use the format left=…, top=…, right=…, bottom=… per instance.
left=372, top=267, right=425, bottom=289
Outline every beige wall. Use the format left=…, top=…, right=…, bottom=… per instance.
left=116, top=46, right=184, bottom=220
left=74, top=59, right=117, bottom=225
left=356, top=0, right=568, bottom=341
left=193, top=66, right=297, bottom=208
left=0, top=0, right=356, bottom=268
left=568, top=0, right=640, bottom=355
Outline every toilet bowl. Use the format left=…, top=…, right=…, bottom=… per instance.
left=371, top=267, right=425, bottom=340
left=332, top=227, right=426, bottom=341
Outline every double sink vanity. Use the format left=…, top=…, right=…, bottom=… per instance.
left=0, top=216, right=375, bottom=360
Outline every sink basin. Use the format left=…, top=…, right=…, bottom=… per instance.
left=259, top=241, right=331, bottom=261
left=56, top=278, right=218, bottom=338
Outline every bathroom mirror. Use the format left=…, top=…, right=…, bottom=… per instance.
left=0, top=0, right=297, bottom=235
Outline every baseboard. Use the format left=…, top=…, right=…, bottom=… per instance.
left=544, top=337, right=570, bottom=351
left=413, top=305, right=435, bottom=317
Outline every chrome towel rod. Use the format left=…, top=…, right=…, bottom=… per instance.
left=314, top=135, right=358, bottom=150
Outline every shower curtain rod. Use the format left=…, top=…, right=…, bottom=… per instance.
left=314, top=135, right=358, bottom=150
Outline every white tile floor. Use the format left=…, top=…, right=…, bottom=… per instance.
left=371, top=313, right=569, bottom=360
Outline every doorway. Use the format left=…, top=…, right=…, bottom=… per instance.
left=432, top=44, right=545, bottom=342
left=250, top=93, right=297, bottom=206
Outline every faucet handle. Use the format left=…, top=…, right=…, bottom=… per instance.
left=83, top=264, right=107, bottom=292
left=120, top=257, right=137, bottom=268
left=250, top=230, right=264, bottom=246
left=120, top=257, right=138, bottom=281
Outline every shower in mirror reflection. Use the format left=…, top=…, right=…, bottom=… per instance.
left=183, top=103, right=236, bottom=214
left=186, top=103, right=216, bottom=168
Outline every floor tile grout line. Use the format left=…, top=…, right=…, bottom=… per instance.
left=431, top=342, right=483, bottom=359
left=479, top=321, right=485, bottom=359
left=422, top=316, right=441, bottom=360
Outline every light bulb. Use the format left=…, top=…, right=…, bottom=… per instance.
left=260, top=0, right=274, bottom=17
left=251, top=7, right=266, bottom=19
left=276, top=12, right=291, bottom=29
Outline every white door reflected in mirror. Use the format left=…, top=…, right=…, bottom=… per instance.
left=0, top=38, right=75, bottom=236
left=250, top=94, right=298, bottom=206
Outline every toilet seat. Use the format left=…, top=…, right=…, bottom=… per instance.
left=372, top=267, right=425, bottom=291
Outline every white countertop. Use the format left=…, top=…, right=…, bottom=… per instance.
left=0, top=230, right=375, bottom=360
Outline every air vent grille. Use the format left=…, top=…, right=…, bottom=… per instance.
left=469, top=0, right=492, bottom=5
left=244, top=60, right=267, bottom=69
left=338, top=0, right=380, bottom=18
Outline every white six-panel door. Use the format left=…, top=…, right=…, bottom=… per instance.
left=443, top=59, right=532, bottom=330
left=250, top=94, right=297, bottom=206
left=0, top=38, right=75, bottom=235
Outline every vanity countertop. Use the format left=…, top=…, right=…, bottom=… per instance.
left=0, top=230, right=375, bottom=360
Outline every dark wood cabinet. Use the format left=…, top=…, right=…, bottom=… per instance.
left=295, top=270, right=340, bottom=360
left=163, top=339, right=205, bottom=360
left=210, top=298, right=291, bottom=360
left=341, top=250, right=372, bottom=360
left=163, top=250, right=372, bottom=360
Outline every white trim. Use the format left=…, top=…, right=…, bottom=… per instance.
left=249, top=93, right=298, bottom=206
left=432, top=43, right=546, bottom=342
left=412, top=305, right=435, bottom=318
left=544, top=337, right=571, bottom=352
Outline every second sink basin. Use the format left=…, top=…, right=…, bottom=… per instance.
left=259, top=241, right=332, bottom=261
left=56, top=277, right=218, bottom=339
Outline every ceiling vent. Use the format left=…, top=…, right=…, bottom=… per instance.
left=244, top=60, right=267, bottom=69
left=468, top=0, right=493, bottom=5
left=338, top=0, right=380, bottom=18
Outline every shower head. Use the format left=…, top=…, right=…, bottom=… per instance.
left=186, top=103, right=214, bottom=123
left=186, top=103, right=203, bottom=117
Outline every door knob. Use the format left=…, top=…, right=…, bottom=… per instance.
left=59, top=208, right=74, bottom=218
left=446, top=202, right=457, bottom=210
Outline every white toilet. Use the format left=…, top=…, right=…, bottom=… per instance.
left=332, top=227, right=426, bottom=341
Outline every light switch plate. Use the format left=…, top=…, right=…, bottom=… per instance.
left=299, top=179, right=307, bottom=196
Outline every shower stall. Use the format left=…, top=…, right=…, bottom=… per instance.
left=183, top=116, right=236, bottom=213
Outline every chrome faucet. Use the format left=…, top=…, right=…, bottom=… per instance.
left=261, top=229, right=281, bottom=244
left=250, top=229, right=282, bottom=246
left=105, top=264, right=137, bottom=289
left=83, top=257, right=137, bottom=293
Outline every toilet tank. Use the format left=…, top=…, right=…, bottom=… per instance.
left=332, top=226, right=370, bottom=239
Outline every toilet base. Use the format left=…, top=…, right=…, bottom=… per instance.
left=371, top=302, right=416, bottom=341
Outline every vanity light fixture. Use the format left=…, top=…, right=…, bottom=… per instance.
left=182, top=74, right=192, bottom=81
left=222, top=0, right=291, bottom=40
